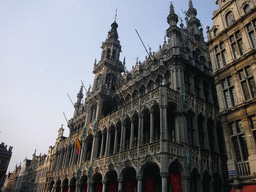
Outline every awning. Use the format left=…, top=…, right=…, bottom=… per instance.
left=242, top=185, right=256, bottom=192
left=231, top=185, right=256, bottom=192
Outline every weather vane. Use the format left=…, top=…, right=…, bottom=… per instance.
left=115, top=9, right=117, bottom=22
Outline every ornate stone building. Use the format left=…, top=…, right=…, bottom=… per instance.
left=8, top=1, right=229, bottom=192
left=206, top=0, right=256, bottom=191
left=0, top=143, right=12, bottom=192
left=44, top=1, right=227, bottom=192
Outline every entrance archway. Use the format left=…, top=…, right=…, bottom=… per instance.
left=70, top=177, right=76, bottom=192
left=81, top=175, right=88, bottom=192
left=105, top=170, right=118, bottom=192
left=93, top=173, right=103, bottom=192
left=62, top=178, right=69, bottom=192
left=122, top=167, right=137, bottom=192
left=142, top=162, right=161, bottom=192
left=169, top=160, right=182, bottom=192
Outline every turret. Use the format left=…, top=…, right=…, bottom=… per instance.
left=166, top=2, right=181, bottom=54
left=187, top=0, right=202, bottom=39
left=73, top=86, right=83, bottom=117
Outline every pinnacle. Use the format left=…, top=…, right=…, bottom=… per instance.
left=170, top=2, right=175, bottom=14
left=189, top=0, right=193, bottom=9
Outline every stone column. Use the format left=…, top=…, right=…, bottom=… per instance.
left=100, top=133, right=105, bottom=157
left=114, top=128, right=118, bottom=153
left=92, top=134, right=99, bottom=159
left=137, top=176, right=142, bottom=192
left=130, top=119, right=134, bottom=149
left=120, top=122, right=125, bottom=152
left=69, top=146, right=75, bottom=166
left=138, top=114, right=144, bottom=146
left=161, top=173, right=168, bottom=192
left=122, top=123, right=126, bottom=151
left=102, top=181, right=107, bottom=192
left=87, top=181, right=92, bottom=192
left=150, top=109, right=154, bottom=143
left=118, top=179, right=123, bottom=192
left=105, top=131, right=110, bottom=156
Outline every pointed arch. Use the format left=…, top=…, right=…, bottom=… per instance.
left=93, top=173, right=103, bottom=192
left=164, top=70, right=171, bottom=85
left=80, top=175, right=88, bottom=192
left=122, top=166, right=137, bottom=192
left=105, top=170, right=118, bottom=192
left=70, top=177, right=76, bottom=192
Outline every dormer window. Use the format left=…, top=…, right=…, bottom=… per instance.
left=226, top=11, right=235, bottom=27
left=243, top=4, right=250, bottom=14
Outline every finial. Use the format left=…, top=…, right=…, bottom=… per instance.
left=189, top=0, right=193, bottom=9
left=170, top=2, right=175, bottom=14
left=114, top=9, right=117, bottom=22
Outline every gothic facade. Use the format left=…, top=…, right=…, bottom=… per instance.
left=45, top=1, right=226, bottom=192
left=7, top=1, right=228, bottom=192
left=207, top=0, right=256, bottom=191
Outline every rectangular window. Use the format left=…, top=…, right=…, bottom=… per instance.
left=247, top=19, right=256, bottom=48
left=230, top=31, right=245, bottom=59
left=222, top=76, right=238, bottom=109
left=230, top=120, right=249, bottom=162
left=238, top=66, right=256, bottom=100
left=215, top=42, right=227, bottom=69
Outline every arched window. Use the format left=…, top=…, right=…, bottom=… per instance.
left=106, top=48, right=111, bottom=59
left=226, top=11, right=235, bottom=27
left=243, top=4, right=250, bottom=14
left=213, top=28, right=219, bottom=36
left=112, top=49, right=116, bottom=60
left=106, top=73, right=116, bottom=90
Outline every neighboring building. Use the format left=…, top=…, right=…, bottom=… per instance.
left=207, top=0, right=256, bottom=191
left=7, top=1, right=229, bottom=192
left=0, top=143, right=12, bottom=191
left=2, top=165, right=21, bottom=192
left=45, top=1, right=226, bottom=192
left=7, top=150, right=51, bottom=192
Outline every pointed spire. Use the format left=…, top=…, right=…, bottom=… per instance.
left=189, top=0, right=193, bottom=9
left=187, top=0, right=197, bottom=18
left=167, top=2, right=178, bottom=26
left=76, top=86, right=83, bottom=101
left=170, top=2, right=175, bottom=14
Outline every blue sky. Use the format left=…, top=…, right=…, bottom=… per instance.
left=1, top=0, right=218, bottom=173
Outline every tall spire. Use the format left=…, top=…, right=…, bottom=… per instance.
left=189, top=0, right=193, bottom=9
left=167, top=2, right=178, bottom=26
left=187, top=0, right=197, bottom=18
left=170, top=2, right=175, bottom=14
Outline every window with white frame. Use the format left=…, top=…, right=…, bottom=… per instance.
left=222, top=76, right=238, bottom=108
left=238, top=66, right=256, bottom=101
left=230, top=120, right=249, bottom=162
left=246, top=20, right=256, bottom=48
left=230, top=31, right=245, bottom=59
left=214, top=42, right=227, bottom=69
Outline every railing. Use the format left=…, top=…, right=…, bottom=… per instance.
left=140, top=141, right=160, bottom=157
left=168, top=142, right=183, bottom=156
left=237, top=161, right=251, bottom=177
